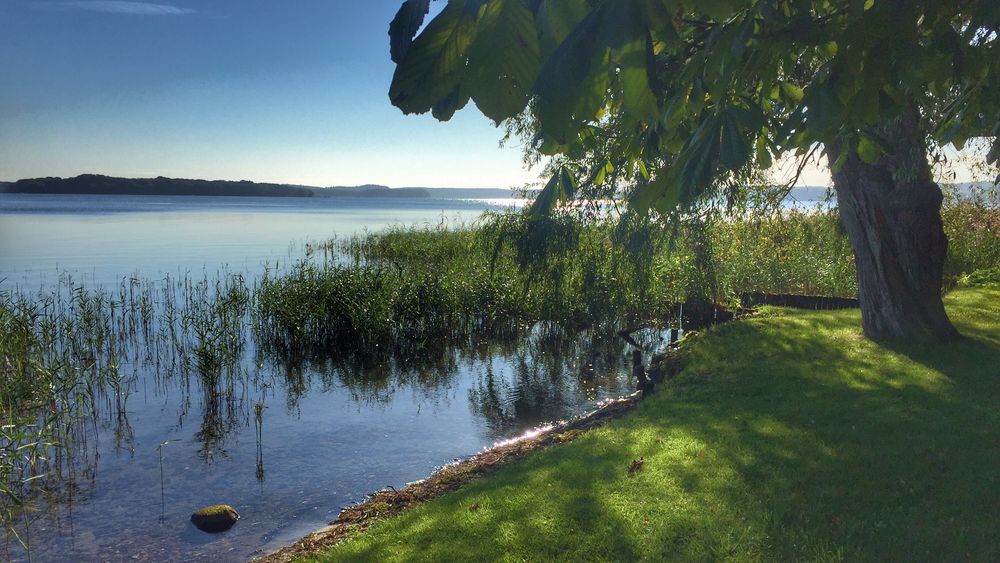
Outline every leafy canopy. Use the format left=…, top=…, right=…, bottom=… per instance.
left=389, top=0, right=1000, bottom=214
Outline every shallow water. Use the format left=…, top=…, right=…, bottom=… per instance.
left=0, top=194, right=650, bottom=562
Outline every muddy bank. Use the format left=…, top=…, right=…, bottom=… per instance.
left=253, top=391, right=643, bottom=563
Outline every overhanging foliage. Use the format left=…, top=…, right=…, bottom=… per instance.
left=389, top=0, right=1000, bottom=214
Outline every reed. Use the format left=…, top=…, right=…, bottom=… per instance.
left=257, top=211, right=843, bottom=358
left=257, top=200, right=998, bottom=361
left=0, top=271, right=254, bottom=550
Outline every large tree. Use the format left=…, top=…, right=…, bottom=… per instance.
left=387, top=0, right=1000, bottom=342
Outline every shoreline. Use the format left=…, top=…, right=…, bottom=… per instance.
left=252, top=391, right=645, bottom=562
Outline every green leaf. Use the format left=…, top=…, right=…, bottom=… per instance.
left=389, top=3, right=478, bottom=115
left=466, top=0, right=542, bottom=123
left=535, top=1, right=664, bottom=142
left=533, top=9, right=607, bottom=138
left=537, top=0, right=589, bottom=53
left=678, top=115, right=722, bottom=203
left=615, top=31, right=660, bottom=123
left=592, top=158, right=615, bottom=186
left=661, top=84, right=692, bottom=129
left=719, top=109, right=752, bottom=171
left=796, top=74, right=842, bottom=141
left=856, top=134, right=882, bottom=164
left=637, top=159, right=650, bottom=181
left=688, top=77, right=706, bottom=115
left=638, top=0, right=680, bottom=29
left=527, top=167, right=578, bottom=218
left=537, top=62, right=610, bottom=143
left=780, top=82, right=804, bottom=105
left=819, top=41, right=838, bottom=58
left=534, top=7, right=611, bottom=142
left=389, top=0, right=432, bottom=64
left=535, top=133, right=567, bottom=156
left=755, top=133, right=773, bottom=169
left=432, top=85, right=471, bottom=121
left=631, top=165, right=681, bottom=213
left=696, top=0, right=740, bottom=21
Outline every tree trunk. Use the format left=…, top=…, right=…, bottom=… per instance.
left=827, top=108, right=961, bottom=343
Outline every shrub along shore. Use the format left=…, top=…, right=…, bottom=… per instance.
left=295, top=287, right=1000, bottom=562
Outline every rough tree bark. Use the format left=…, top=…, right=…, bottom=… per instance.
left=828, top=107, right=961, bottom=342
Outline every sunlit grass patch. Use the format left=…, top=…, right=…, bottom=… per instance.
left=309, top=288, right=1000, bottom=562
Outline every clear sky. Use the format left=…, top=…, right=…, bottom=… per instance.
left=0, top=1, right=542, bottom=188
left=3, top=2, right=993, bottom=190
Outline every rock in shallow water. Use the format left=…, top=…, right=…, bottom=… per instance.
left=191, top=504, right=239, bottom=533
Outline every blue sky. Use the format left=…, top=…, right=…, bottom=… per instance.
left=0, top=1, right=539, bottom=188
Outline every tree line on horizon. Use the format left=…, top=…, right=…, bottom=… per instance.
left=0, top=174, right=436, bottom=199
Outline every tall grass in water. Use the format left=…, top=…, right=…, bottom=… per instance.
left=710, top=209, right=857, bottom=297
left=0, top=271, right=253, bottom=553
left=258, top=200, right=999, bottom=361
left=1, top=294, right=81, bottom=555
left=256, top=210, right=850, bottom=359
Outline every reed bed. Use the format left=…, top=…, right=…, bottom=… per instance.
left=256, top=210, right=853, bottom=358
left=0, top=271, right=254, bottom=549
left=256, top=200, right=998, bottom=361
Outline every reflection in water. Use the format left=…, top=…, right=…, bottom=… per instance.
left=260, top=336, right=477, bottom=411
left=468, top=326, right=637, bottom=440
left=263, top=322, right=642, bottom=444
left=194, top=395, right=239, bottom=462
left=2, top=273, right=667, bottom=562
left=0, top=194, right=534, bottom=561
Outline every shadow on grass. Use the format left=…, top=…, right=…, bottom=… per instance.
left=318, top=289, right=1000, bottom=562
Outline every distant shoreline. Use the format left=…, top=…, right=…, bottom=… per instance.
left=0, top=174, right=520, bottom=200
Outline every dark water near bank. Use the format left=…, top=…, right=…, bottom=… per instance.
left=0, top=194, right=651, bottom=562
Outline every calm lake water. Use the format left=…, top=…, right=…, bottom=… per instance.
left=0, top=194, right=505, bottom=287
left=0, top=194, right=642, bottom=562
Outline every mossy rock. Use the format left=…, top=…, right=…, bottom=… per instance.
left=191, top=504, right=239, bottom=533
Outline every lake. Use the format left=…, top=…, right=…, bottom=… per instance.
left=0, top=193, right=512, bottom=287
left=0, top=194, right=641, bottom=562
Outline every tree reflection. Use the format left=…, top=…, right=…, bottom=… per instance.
left=468, top=326, right=633, bottom=440
left=255, top=322, right=643, bottom=443
left=197, top=323, right=641, bottom=458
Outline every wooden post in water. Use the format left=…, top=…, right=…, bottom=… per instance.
left=633, top=350, right=652, bottom=398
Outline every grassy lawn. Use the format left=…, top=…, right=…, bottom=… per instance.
left=309, top=288, right=1000, bottom=562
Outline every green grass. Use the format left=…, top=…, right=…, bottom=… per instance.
left=309, top=288, right=1000, bottom=562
